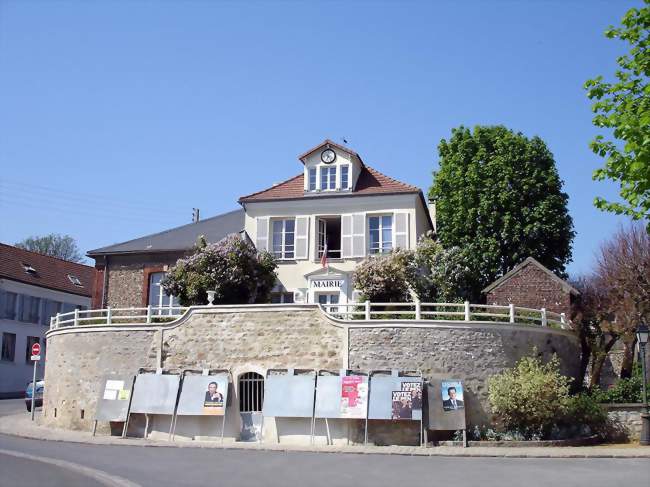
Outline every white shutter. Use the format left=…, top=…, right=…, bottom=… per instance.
left=256, top=217, right=269, bottom=251
left=394, top=212, right=409, bottom=249
left=352, top=213, right=366, bottom=257
left=295, top=216, right=309, bottom=259
left=341, top=214, right=353, bottom=258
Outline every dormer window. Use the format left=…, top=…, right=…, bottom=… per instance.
left=321, top=166, right=337, bottom=190
left=341, top=165, right=350, bottom=189
left=308, top=167, right=317, bottom=191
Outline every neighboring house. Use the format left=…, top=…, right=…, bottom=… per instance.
left=482, top=256, right=579, bottom=316
left=0, top=244, right=93, bottom=397
left=89, top=139, right=435, bottom=308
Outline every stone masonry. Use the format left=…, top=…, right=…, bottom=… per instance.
left=42, top=305, right=580, bottom=444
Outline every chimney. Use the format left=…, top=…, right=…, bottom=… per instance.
left=427, top=199, right=437, bottom=234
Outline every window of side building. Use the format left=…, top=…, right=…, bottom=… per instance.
left=368, top=215, right=393, bottom=254
left=1, top=333, right=16, bottom=362
left=272, top=219, right=295, bottom=259
left=148, top=272, right=180, bottom=314
left=270, top=292, right=294, bottom=303
left=0, top=291, right=17, bottom=320
left=19, top=295, right=41, bottom=324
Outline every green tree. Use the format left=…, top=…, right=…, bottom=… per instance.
left=161, top=235, right=277, bottom=306
left=15, top=234, right=85, bottom=263
left=584, top=1, right=650, bottom=226
left=429, top=125, right=575, bottom=301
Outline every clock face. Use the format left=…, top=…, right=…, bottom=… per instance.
left=321, top=149, right=336, bottom=164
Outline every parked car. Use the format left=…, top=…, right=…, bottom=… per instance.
left=25, top=380, right=44, bottom=412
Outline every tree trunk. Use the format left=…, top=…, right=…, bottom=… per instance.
left=575, top=327, right=592, bottom=393
left=589, top=336, right=618, bottom=389
left=619, top=338, right=637, bottom=379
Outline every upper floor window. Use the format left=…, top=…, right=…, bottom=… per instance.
left=20, top=295, right=41, bottom=324
left=321, top=166, right=337, bottom=190
left=272, top=219, right=295, bottom=259
left=341, top=165, right=350, bottom=189
left=148, top=272, right=180, bottom=314
left=369, top=215, right=393, bottom=254
left=0, top=291, right=17, bottom=320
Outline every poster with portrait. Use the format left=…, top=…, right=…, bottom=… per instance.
left=401, top=381, right=422, bottom=413
left=176, top=375, right=229, bottom=416
left=441, top=380, right=464, bottom=411
left=340, top=376, right=368, bottom=418
left=391, top=390, right=413, bottom=420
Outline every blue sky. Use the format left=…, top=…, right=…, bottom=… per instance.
left=0, top=1, right=639, bottom=276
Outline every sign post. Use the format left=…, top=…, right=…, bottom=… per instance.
left=30, top=342, right=41, bottom=421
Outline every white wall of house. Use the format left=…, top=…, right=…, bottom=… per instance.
left=242, top=192, right=432, bottom=304
left=0, top=278, right=90, bottom=397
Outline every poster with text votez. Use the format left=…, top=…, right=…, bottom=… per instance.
left=314, top=374, right=368, bottom=419
left=95, top=375, right=135, bottom=422
left=129, top=373, right=181, bottom=415
left=176, top=374, right=229, bottom=416
left=368, top=374, right=423, bottom=421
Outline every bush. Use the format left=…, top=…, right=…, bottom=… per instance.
left=488, top=352, right=572, bottom=439
left=162, top=235, right=277, bottom=305
left=590, top=364, right=648, bottom=404
left=352, top=249, right=416, bottom=302
left=560, top=393, right=609, bottom=438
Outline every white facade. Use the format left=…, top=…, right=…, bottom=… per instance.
left=0, top=278, right=90, bottom=396
left=241, top=142, right=434, bottom=306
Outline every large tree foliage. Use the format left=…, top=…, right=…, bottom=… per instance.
left=15, top=233, right=84, bottom=263
left=162, top=235, right=277, bottom=306
left=584, top=1, right=650, bottom=226
left=429, top=125, right=575, bottom=301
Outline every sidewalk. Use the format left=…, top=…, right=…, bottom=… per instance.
left=1, top=413, right=648, bottom=459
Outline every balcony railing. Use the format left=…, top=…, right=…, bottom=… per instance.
left=320, top=301, right=570, bottom=329
left=49, top=302, right=569, bottom=331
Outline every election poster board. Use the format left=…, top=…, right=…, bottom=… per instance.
left=426, top=376, right=466, bottom=431
left=176, top=374, right=229, bottom=416
left=368, top=373, right=422, bottom=421
left=129, top=373, right=181, bottom=415
left=95, top=376, right=135, bottom=422
left=262, top=370, right=316, bottom=418
left=340, top=375, right=368, bottom=419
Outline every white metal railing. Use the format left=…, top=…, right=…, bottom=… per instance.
left=49, top=305, right=188, bottom=330
left=321, top=301, right=569, bottom=329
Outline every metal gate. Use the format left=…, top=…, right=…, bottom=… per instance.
left=238, top=372, right=264, bottom=441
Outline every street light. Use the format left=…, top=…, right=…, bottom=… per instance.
left=636, top=323, right=649, bottom=446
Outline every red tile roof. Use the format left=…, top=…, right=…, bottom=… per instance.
left=0, top=243, right=94, bottom=297
left=239, top=165, right=420, bottom=203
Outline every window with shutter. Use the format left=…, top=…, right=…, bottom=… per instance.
left=256, top=217, right=269, bottom=251
left=394, top=212, right=409, bottom=249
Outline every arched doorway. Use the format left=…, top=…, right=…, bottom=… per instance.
left=238, top=372, right=264, bottom=441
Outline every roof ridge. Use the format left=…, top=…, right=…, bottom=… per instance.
left=87, top=208, right=244, bottom=255
left=238, top=173, right=304, bottom=202
left=0, top=242, right=94, bottom=269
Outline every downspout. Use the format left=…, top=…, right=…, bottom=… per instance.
left=102, top=255, right=109, bottom=308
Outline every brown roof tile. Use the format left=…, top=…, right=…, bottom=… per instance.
left=0, top=243, right=94, bottom=297
left=238, top=165, right=420, bottom=203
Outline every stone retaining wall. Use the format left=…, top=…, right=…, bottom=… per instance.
left=602, top=403, right=646, bottom=441
left=42, top=305, right=580, bottom=445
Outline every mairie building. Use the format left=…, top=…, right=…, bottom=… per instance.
left=88, top=140, right=435, bottom=309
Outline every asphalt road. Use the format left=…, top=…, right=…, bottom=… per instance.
left=0, top=399, right=648, bottom=487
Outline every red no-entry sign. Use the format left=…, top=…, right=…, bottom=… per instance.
left=31, top=343, right=41, bottom=358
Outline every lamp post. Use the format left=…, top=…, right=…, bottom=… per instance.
left=636, top=323, right=649, bottom=445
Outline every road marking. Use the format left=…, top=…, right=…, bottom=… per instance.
left=0, top=448, right=141, bottom=487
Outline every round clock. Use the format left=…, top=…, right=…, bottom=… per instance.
left=321, top=149, right=336, bottom=164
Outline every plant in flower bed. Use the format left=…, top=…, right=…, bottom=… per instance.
left=589, top=364, right=648, bottom=404
left=162, top=235, right=277, bottom=306
left=488, top=351, right=609, bottom=440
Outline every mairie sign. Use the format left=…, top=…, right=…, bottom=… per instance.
left=311, top=279, right=344, bottom=289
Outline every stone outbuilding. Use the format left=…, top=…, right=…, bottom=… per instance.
left=482, top=257, right=579, bottom=316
